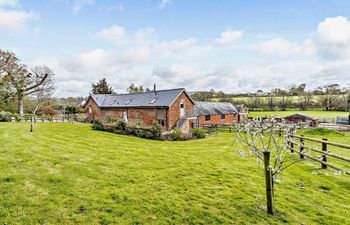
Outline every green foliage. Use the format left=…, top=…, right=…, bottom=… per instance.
left=149, top=122, right=162, bottom=139
left=192, top=128, right=206, bottom=139
left=91, top=78, right=114, bottom=94
left=23, top=113, right=31, bottom=121
left=170, top=128, right=183, bottom=141
left=106, top=117, right=117, bottom=124
left=12, top=113, right=20, bottom=122
left=115, top=120, right=127, bottom=131
left=91, top=120, right=105, bottom=131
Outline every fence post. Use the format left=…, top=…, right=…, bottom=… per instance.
left=322, top=138, right=328, bottom=169
left=263, top=151, right=274, bottom=215
left=290, top=135, right=294, bottom=153
left=300, top=135, right=304, bottom=159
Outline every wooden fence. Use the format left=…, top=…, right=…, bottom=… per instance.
left=285, top=133, right=350, bottom=175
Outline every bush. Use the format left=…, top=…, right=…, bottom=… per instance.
left=40, top=106, right=58, bottom=116
left=170, top=128, right=183, bottom=141
left=23, top=114, right=31, bottom=122
left=0, top=111, right=10, bottom=122
left=192, top=128, right=206, bottom=139
left=150, top=122, right=162, bottom=139
left=12, top=113, right=20, bottom=122
left=115, top=120, right=127, bottom=131
left=92, top=120, right=105, bottom=131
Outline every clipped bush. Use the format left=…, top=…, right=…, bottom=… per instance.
left=192, top=128, right=206, bottom=139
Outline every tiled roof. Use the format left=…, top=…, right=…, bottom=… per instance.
left=186, top=101, right=239, bottom=117
left=89, top=88, right=193, bottom=108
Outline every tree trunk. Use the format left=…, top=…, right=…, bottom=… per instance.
left=30, top=116, right=34, bottom=132
left=18, top=94, right=24, bottom=116
left=263, top=151, right=274, bottom=215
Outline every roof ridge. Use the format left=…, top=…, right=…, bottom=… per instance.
left=94, top=88, right=185, bottom=97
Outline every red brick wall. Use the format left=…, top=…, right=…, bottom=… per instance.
left=166, top=91, right=194, bottom=129
left=197, top=114, right=238, bottom=127
left=85, top=97, right=102, bottom=121
left=127, top=108, right=157, bottom=128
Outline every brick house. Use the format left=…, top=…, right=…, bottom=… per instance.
left=85, top=88, right=195, bottom=131
left=185, top=101, right=241, bottom=128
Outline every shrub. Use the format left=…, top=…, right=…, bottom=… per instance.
left=12, top=113, right=20, bottom=122
left=92, top=120, right=105, bottom=131
left=115, top=120, right=127, bottom=131
left=170, top=128, right=183, bottom=141
left=125, top=123, right=138, bottom=135
left=150, top=122, right=162, bottom=139
left=192, top=128, right=206, bottom=139
left=23, top=113, right=31, bottom=122
left=106, top=117, right=117, bottom=124
left=0, top=112, right=9, bottom=122
left=40, top=106, right=58, bottom=116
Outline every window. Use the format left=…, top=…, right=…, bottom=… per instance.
left=157, top=119, right=165, bottom=126
left=221, top=114, right=225, bottom=120
left=180, top=103, right=184, bottom=108
left=157, top=109, right=165, bottom=126
left=88, top=105, right=92, bottom=114
left=205, top=115, right=211, bottom=121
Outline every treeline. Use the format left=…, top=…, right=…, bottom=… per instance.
left=191, top=84, right=350, bottom=111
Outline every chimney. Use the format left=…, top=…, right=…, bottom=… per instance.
left=153, top=83, right=156, bottom=92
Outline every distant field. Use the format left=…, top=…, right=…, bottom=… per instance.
left=249, top=110, right=349, bottom=118
left=213, top=95, right=329, bottom=105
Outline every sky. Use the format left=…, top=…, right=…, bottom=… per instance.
left=1, top=0, right=350, bottom=97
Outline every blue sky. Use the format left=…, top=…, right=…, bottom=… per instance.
left=1, top=0, right=350, bottom=96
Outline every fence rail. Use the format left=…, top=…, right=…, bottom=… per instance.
left=286, top=133, right=350, bottom=175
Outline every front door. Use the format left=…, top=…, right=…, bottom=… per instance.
left=180, top=100, right=185, bottom=117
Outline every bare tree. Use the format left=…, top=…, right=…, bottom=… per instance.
left=235, top=120, right=298, bottom=215
left=0, top=50, right=52, bottom=115
left=319, top=84, right=342, bottom=111
left=297, top=93, right=313, bottom=110
left=28, top=66, right=55, bottom=132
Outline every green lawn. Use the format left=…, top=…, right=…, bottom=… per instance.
left=249, top=110, right=349, bottom=118
left=0, top=123, right=350, bottom=224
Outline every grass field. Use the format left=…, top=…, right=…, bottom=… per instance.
left=1, top=123, right=350, bottom=224
left=249, top=110, right=349, bottom=118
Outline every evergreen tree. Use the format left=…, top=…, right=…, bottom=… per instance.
left=91, top=78, right=114, bottom=94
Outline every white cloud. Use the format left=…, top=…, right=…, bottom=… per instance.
left=30, top=16, right=350, bottom=97
left=215, top=30, right=243, bottom=45
left=0, top=0, right=17, bottom=7
left=315, top=16, right=350, bottom=59
left=256, top=38, right=315, bottom=56
left=69, top=0, right=94, bottom=14
left=316, top=16, right=350, bottom=44
left=158, top=0, right=173, bottom=9
left=0, top=10, right=37, bottom=33
left=96, top=25, right=126, bottom=45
